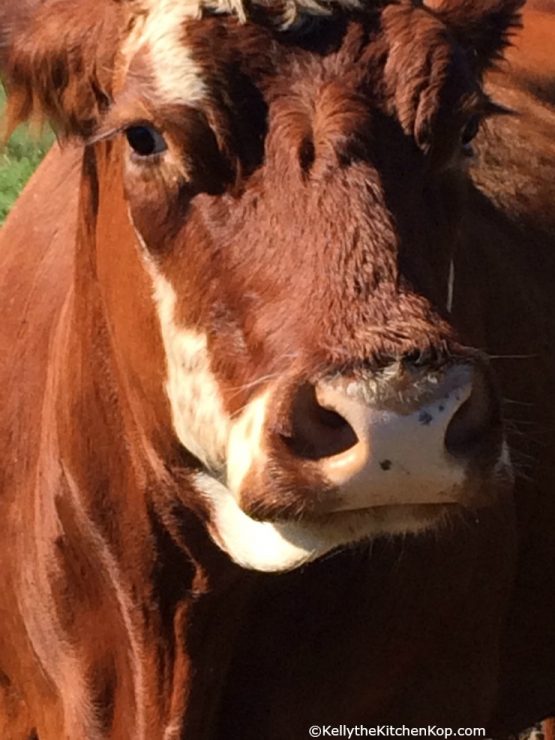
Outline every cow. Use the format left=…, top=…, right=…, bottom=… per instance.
left=0, top=0, right=554, bottom=737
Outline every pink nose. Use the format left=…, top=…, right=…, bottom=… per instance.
left=286, top=364, right=499, bottom=510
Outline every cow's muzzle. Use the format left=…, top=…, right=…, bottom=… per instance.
left=226, top=358, right=504, bottom=521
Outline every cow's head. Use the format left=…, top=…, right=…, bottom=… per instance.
left=2, top=0, right=522, bottom=571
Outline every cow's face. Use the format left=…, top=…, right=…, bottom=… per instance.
left=3, top=0, right=521, bottom=571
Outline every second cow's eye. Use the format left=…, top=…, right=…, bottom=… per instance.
left=461, top=115, right=481, bottom=147
left=126, top=125, right=167, bottom=157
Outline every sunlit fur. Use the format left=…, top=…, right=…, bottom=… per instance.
left=2, top=1, right=555, bottom=736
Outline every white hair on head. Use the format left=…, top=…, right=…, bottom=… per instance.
left=121, top=0, right=365, bottom=108
left=122, top=0, right=209, bottom=108
left=129, top=0, right=365, bottom=30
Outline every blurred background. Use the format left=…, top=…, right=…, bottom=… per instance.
left=0, top=87, right=52, bottom=223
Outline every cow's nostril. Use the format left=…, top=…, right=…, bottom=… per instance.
left=285, top=384, right=358, bottom=460
left=403, top=348, right=430, bottom=367
left=444, top=368, right=499, bottom=457
left=402, top=344, right=446, bottom=369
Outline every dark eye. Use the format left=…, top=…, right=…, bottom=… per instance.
left=461, top=116, right=481, bottom=147
left=126, top=125, right=167, bottom=157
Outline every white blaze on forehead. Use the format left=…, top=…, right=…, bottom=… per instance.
left=121, top=0, right=368, bottom=108
left=150, top=271, right=231, bottom=470
left=117, top=0, right=373, bottom=119
left=122, top=0, right=208, bottom=107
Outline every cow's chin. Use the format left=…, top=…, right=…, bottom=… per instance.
left=195, top=473, right=455, bottom=573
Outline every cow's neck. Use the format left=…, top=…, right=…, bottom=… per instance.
left=32, top=143, right=252, bottom=738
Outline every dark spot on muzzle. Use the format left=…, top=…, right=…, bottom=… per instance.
left=419, top=411, right=434, bottom=426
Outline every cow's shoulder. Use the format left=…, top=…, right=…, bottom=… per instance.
left=0, top=142, right=81, bottom=334
left=0, top=144, right=81, bottom=495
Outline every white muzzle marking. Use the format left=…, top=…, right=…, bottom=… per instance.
left=317, top=367, right=472, bottom=511
left=195, top=472, right=444, bottom=572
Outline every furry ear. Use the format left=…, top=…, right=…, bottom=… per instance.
left=424, top=0, right=525, bottom=75
left=1, top=0, right=122, bottom=138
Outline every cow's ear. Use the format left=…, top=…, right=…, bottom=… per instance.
left=425, top=0, right=525, bottom=75
left=1, top=0, right=122, bottom=139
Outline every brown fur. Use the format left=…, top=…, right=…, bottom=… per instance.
left=545, top=718, right=555, bottom=740
left=0, top=1, right=554, bottom=737
left=1, top=0, right=122, bottom=136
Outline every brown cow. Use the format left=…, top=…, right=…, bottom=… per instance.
left=0, top=0, right=554, bottom=737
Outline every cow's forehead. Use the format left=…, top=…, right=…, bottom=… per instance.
left=120, top=0, right=375, bottom=108
left=128, top=0, right=364, bottom=29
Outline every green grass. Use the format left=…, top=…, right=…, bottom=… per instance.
left=0, top=88, right=53, bottom=222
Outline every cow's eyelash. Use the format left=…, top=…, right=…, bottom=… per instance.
left=87, top=119, right=165, bottom=147
left=480, top=98, right=514, bottom=120
left=86, top=125, right=126, bottom=146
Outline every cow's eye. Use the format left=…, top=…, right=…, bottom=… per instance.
left=126, top=125, right=167, bottom=157
left=461, top=116, right=481, bottom=147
